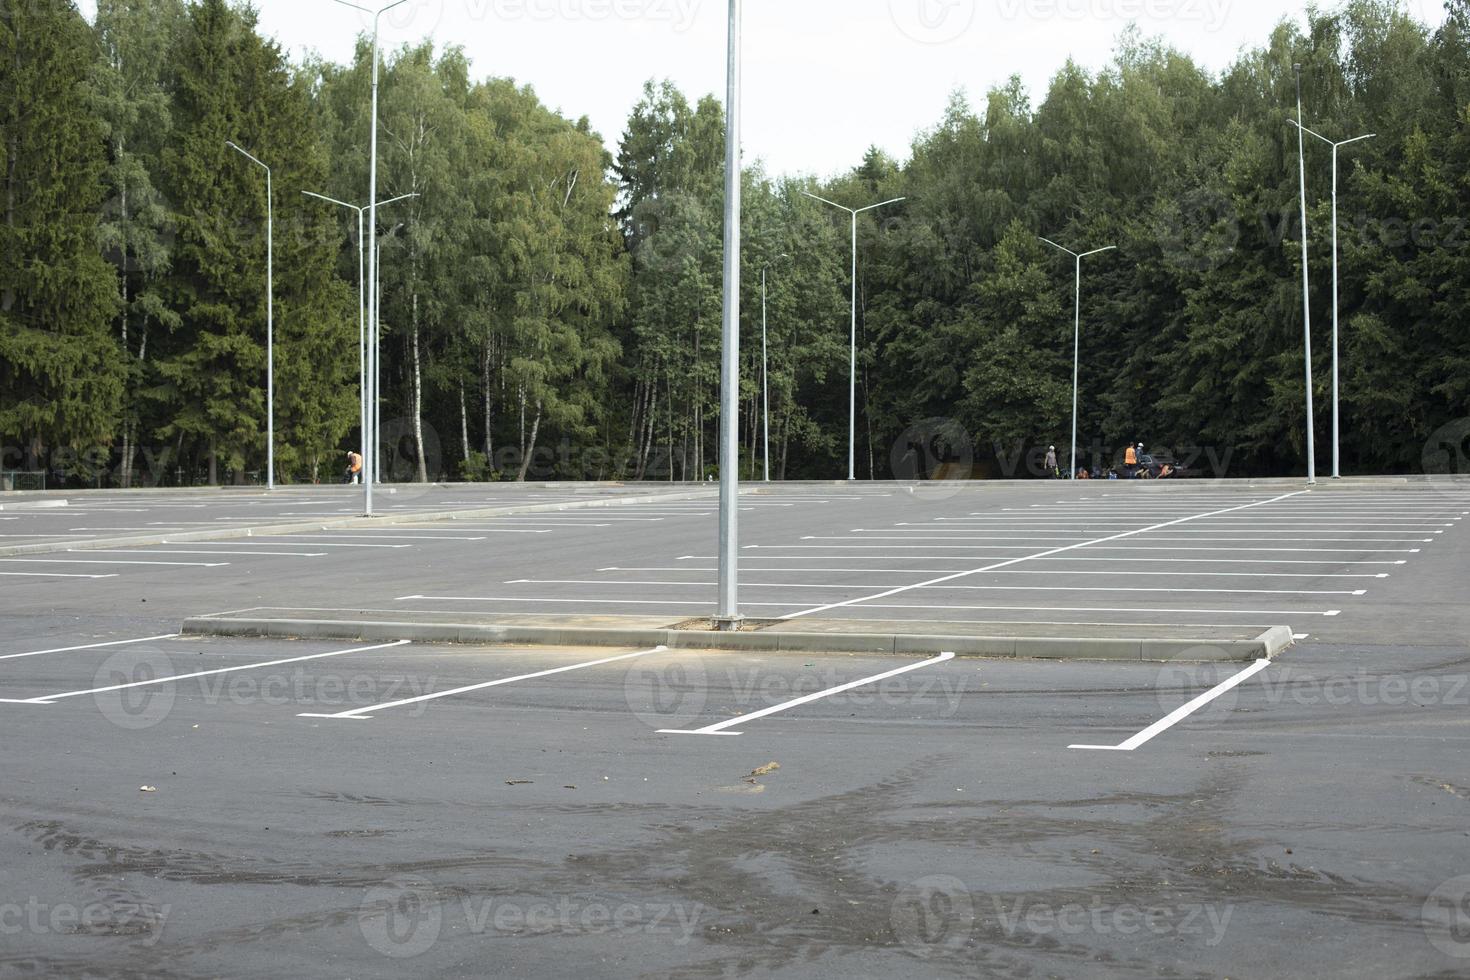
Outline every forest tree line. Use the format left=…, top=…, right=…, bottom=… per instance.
left=1, top=0, right=1467, bottom=485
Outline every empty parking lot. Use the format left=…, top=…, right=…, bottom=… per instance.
left=2, top=480, right=1469, bottom=977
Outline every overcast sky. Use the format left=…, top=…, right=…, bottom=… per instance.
left=81, top=0, right=1447, bottom=177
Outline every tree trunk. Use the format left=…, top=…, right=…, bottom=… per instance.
left=411, top=293, right=428, bottom=483
left=481, top=341, right=494, bottom=460
left=459, top=381, right=470, bottom=469
left=208, top=439, right=217, bottom=487
left=515, top=404, right=541, bottom=482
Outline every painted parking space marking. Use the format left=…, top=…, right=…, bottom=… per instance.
left=509, top=578, right=1368, bottom=597
left=659, top=651, right=956, bottom=736
left=77, top=548, right=328, bottom=558
left=0, top=633, right=181, bottom=662
left=600, top=566, right=1388, bottom=579
left=782, top=490, right=1310, bottom=620
left=396, top=595, right=1342, bottom=617
left=261, top=534, right=489, bottom=542
left=0, top=640, right=411, bottom=705
left=0, top=557, right=228, bottom=568
left=730, top=551, right=1407, bottom=566
left=299, top=646, right=667, bottom=720
left=0, top=571, right=120, bottom=579
left=1070, top=659, right=1274, bottom=752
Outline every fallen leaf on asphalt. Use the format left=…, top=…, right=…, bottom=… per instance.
left=505, top=780, right=533, bottom=786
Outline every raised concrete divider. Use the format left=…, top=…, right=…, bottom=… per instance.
left=0, top=488, right=720, bottom=558
left=182, top=614, right=1293, bottom=663
left=0, top=499, right=68, bottom=511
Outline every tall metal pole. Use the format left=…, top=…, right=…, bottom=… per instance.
left=303, top=190, right=416, bottom=502
left=226, top=141, right=273, bottom=490
left=1330, top=142, right=1340, bottom=480
left=762, top=266, right=770, bottom=483
left=1292, top=123, right=1373, bottom=481
left=802, top=193, right=904, bottom=481
left=327, top=0, right=408, bottom=507
left=848, top=211, right=857, bottom=481
left=1071, top=254, right=1080, bottom=480
left=715, top=0, right=741, bottom=629
left=265, top=167, right=273, bottom=490
left=1295, top=64, right=1317, bottom=486
left=357, top=210, right=365, bottom=469
left=1041, top=238, right=1115, bottom=479
left=366, top=18, right=381, bottom=510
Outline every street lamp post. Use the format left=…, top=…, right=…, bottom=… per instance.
left=1289, top=120, right=1374, bottom=481
left=225, top=140, right=273, bottom=491
left=802, top=192, right=905, bottom=481
left=715, top=0, right=742, bottom=630
left=1040, top=237, right=1116, bottom=479
left=1293, top=63, right=1317, bottom=486
left=302, top=190, right=418, bottom=511
left=328, top=0, right=409, bottom=512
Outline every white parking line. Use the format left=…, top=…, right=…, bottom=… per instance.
left=510, top=578, right=1367, bottom=597
left=299, top=646, right=668, bottom=720
left=1, top=640, right=412, bottom=705
left=395, top=596, right=1342, bottom=617
left=832, top=534, right=1435, bottom=543
left=0, top=633, right=181, bottom=662
left=659, top=651, right=957, bottom=736
left=783, top=491, right=1309, bottom=620
left=265, top=534, right=488, bottom=542
left=691, top=554, right=1407, bottom=566
left=1070, top=659, right=1274, bottom=752
left=168, top=541, right=411, bottom=549
left=601, top=566, right=1388, bottom=579
left=77, top=548, right=327, bottom=558
left=0, top=571, right=119, bottom=579
left=0, top=557, right=227, bottom=568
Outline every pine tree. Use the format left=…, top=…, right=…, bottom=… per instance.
left=0, top=0, right=124, bottom=474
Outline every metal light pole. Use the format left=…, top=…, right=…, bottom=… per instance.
left=802, top=192, right=905, bottom=481
left=1294, top=63, right=1317, bottom=486
left=1290, top=121, right=1374, bottom=481
left=715, top=0, right=741, bottom=630
left=225, top=141, right=274, bottom=490
left=303, top=191, right=418, bottom=508
left=329, top=0, right=409, bottom=512
left=1040, top=238, right=1115, bottom=479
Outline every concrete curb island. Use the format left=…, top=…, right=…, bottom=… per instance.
left=182, top=615, right=1293, bottom=663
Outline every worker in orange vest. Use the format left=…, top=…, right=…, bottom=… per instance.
left=344, top=451, right=363, bottom=485
left=1124, top=443, right=1138, bottom=476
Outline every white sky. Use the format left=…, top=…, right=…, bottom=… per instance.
left=83, top=0, right=1447, bottom=178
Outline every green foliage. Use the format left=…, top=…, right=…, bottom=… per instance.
left=2, top=0, right=1465, bottom=484
left=0, top=0, right=124, bottom=454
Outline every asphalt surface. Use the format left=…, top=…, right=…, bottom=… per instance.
left=2, top=481, right=1469, bottom=978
